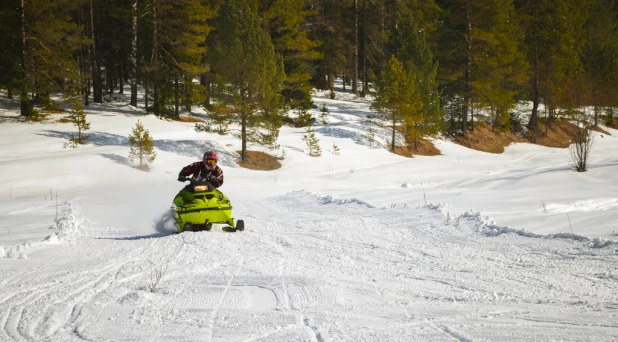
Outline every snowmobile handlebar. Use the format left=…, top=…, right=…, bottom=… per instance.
left=178, top=176, right=217, bottom=183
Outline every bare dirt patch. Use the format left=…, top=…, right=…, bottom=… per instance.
left=178, top=115, right=204, bottom=123
left=390, top=138, right=441, bottom=157
left=454, top=123, right=524, bottom=154
left=236, top=150, right=282, bottom=171
left=590, top=125, right=611, bottom=136
left=526, top=119, right=579, bottom=148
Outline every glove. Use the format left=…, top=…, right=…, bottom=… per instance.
left=207, top=175, right=218, bottom=184
left=177, top=176, right=187, bottom=182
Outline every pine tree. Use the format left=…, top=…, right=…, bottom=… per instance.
left=366, top=117, right=376, bottom=148
left=146, top=0, right=213, bottom=117
left=581, top=0, right=618, bottom=126
left=0, top=2, right=20, bottom=98
left=388, top=6, right=443, bottom=136
left=436, top=0, right=527, bottom=135
left=516, top=0, right=588, bottom=130
left=128, top=120, right=157, bottom=169
left=332, top=143, right=340, bottom=155
left=17, top=0, right=83, bottom=116
left=68, top=99, right=90, bottom=144
left=261, top=0, right=321, bottom=110
left=371, top=56, right=422, bottom=150
left=302, top=126, right=322, bottom=156
left=209, top=0, right=286, bottom=161
left=320, top=103, right=330, bottom=124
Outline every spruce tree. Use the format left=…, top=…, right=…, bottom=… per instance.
left=371, top=56, right=422, bottom=150
left=209, top=0, right=286, bottom=161
left=129, top=120, right=157, bottom=169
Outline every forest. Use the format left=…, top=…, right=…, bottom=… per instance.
left=1, top=0, right=617, bottom=151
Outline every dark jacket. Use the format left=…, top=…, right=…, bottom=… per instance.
left=178, top=162, right=224, bottom=188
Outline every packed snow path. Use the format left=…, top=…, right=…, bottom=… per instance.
left=1, top=192, right=617, bottom=341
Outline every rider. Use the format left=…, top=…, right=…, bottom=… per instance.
left=177, top=151, right=224, bottom=188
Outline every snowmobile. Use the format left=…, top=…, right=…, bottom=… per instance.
left=172, top=176, right=244, bottom=233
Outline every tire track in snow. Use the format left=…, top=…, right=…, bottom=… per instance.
left=208, top=256, right=245, bottom=342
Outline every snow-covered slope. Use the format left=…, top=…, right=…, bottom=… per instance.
left=2, top=191, right=617, bottom=341
left=1, top=84, right=618, bottom=341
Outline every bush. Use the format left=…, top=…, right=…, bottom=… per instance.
left=569, top=127, right=593, bottom=172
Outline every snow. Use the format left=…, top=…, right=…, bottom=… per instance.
left=1, top=83, right=617, bottom=341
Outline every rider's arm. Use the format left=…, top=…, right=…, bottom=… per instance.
left=178, top=162, right=199, bottom=178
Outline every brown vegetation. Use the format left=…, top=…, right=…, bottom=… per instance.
left=455, top=123, right=524, bottom=153
left=390, top=138, right=442, bottom=157
left=178, top=115, right=204, bottom=123
left=526, top=119, right=579, bottom=148
left=236, top=150, right=282, bottom=171
left=589, top=125, right=610, bottom=136
left=451, top=118, right=604, bottom=154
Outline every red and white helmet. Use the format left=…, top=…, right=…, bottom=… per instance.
left=203, top=151, right=218, bottom=170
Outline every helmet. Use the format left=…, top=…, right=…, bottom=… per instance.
left=203, top=151, right=218, bottom=170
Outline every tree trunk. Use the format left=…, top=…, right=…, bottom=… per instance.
left=152, top=0, right=159, bottom=115
left=528, top=33, right=540, bottom=131
left=391, top=116, right=396, bottom=150
left=361, top=0, right=368, bottom=96
left=118, top=60, right=124, bottom=94
left=462, top=0, right=471, bottom=138
left=145, top=76, right=149, bottom=109
left=184, top=75, right=191, bottom=112
left=130, top=0, right=138, bottom=107
left=353, top=0, right=358, bottom=94
left=20, top=0, right=29, bottom=116
left=241, top=111, right=247, bottom=161
left=328, top=67, right=335, bottom=99
left=90, top=0, right=102, bottom=103
left=174, top=74, right=179, bottom=117
left=200, top=74, right=210, bottom=108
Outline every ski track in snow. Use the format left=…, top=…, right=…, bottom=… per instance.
left=1, top=191, right=618, bottom=341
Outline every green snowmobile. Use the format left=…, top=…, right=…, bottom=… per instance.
left=172, top=177, right=244, bottom=232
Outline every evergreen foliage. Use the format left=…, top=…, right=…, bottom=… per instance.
left=320, top=104, right=329, bottom=125
left=128, top=120, right=157, bottom=168
left=331, top=143, right=340, bottom=155
left=68, top=99, right=90, bottom=144
left=366, top=117, right=376, bottom=148
left=0, top=0, right=616, bottom=141
left=302, top=126, right=322, bottom=157
left=372, top=56, right=422, bottom=150
left=261, top=0, right=321, bottom=110
left=388, top=6, right=442, bottom=135
left=208, top=0, right=286, bottom=161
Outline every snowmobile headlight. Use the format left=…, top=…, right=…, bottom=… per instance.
left=194, top=185, right=209, bottom=192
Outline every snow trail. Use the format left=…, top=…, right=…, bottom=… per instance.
left=1, top=191, right=617, bottom=341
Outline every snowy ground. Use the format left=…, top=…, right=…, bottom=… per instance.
left=1, top=84, right=617, bottom=341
